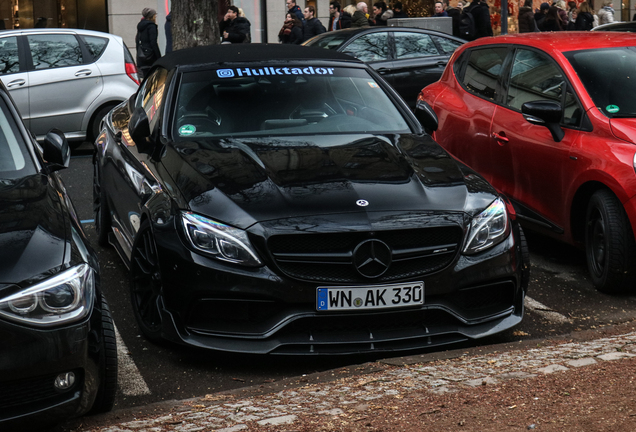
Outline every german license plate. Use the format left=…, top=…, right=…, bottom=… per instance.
left=316, top=282, right=424, bottom=311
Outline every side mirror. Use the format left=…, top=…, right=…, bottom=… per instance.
left=414, top=99, right=438, bottom=133
left=522, top=101, right=565, bottom=143
left=129, top=107, right=152, bottom=151
left=42, top=129, right=70, bottom=171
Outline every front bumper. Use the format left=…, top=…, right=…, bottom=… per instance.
left=152, top=222, right=526, bottom=355
left=0, top=317, right=100, bottom=431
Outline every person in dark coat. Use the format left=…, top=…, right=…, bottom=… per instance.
left=352, top=2, right=370, bottom=27
left=286, top=0, right=305, bottom=22
left=220, top=6, right=251, bottom=43
left=328, top=2, right=352, bottom=30
left=433, top=1, right=448, bottom=17
left=302, top=6, right=326, bottom=42
left=165, top=12, right=172, bottom=54
left=518, top=0, right=536, bottom=32
left=447, top=5, right=461, bottom=36
left=370, top=2, right=393, bottom=25
left=393, top=1, right=408, bottom=18
left=539, top=6, right=564, bottom=31
left=575, top=1, right=595, bottom=30
left=136, top=8, right=161, bottom=79
left=534, top=2, right=550, bottom=30
left=463, top=0, right=493, bottom=39
left=279, top=12, right=304, bottom=43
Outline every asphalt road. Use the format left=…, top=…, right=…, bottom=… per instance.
left=59, top=143, right=636, bottom=413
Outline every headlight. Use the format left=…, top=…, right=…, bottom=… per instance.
left=181, top=212, right=262, bottom=267
left=0, top=264, right=94, bottom=327
left=463, top=197, right=510, bottom=254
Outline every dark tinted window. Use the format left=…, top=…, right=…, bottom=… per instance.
left=461, top=47, right=508, bottom=100
left=565, top=46, right=636, bottom=118
left=80, top=35, right=109, bottom=61
left=344, top=33, right=389, bottom=62
left=0, top=37, right=20, bottom=75
left=431, top=35, right=463, bottom=54
left=0, top=98, right=34, bottom=176
left=394, top=32, right=440, bottom=59
left=28, top=34, right=83, bottom=70
left=173, top=66, right=410, bottom=139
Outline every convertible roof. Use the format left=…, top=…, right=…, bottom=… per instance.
left=154, top=43, right=362, bottom=70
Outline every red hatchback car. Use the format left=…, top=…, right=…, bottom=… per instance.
left=419, top=32, right=636, bottom=294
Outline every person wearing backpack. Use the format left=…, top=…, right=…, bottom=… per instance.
left=460, top=0, right=492, bottom=41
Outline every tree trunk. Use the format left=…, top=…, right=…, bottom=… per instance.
left=172, top=0, right=219, bottom=50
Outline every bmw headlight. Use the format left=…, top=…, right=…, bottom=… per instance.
left=181, top=212, right=262, bottom=267
left=0, top=264, right=94, bottom=327
left=463, top=198, right=510, bottom=254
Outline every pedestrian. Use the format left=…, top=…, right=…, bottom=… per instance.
left=329, top=2, right=351, bottom=30
left=352, top=2, right=370, bottom=27
left=575, top=2, right=595, bottom=30
left=539, top=6, right=564, bottom=31
left=393, top=1, right=408, bottom=17
left=554, top=0, right=569, bottom=29
left=567, top=0, right=577, bottom=21
left=370, top=2, right=393, bottom=25
left=165, top=12, right=172, bottom=54
left=535, top=2, right=550, bottom=30
left=279, top=12, right=304, bottom=43
left=301, top=6, right=326, bottom=42
left=34, top=16, right=47, bottom=28
left=286, top=0, right=305, bottom=23
left=462, top=0, right=493, bottom=39
left=447, top=2, right=462, bottom=36
left=433, top=1, right=449, bottom=16
left=136, top=8, right=161, bottom=80
left=220, top=6, right=251, bottom=44
left=597, top=0, right=615, bottom=25
left=518, top=0, right=537, bottom=32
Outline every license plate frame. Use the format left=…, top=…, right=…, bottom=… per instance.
left=316, top=282, right=424, bottom=311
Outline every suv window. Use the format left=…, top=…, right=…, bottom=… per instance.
left=344, top=33, right=389, bottom=62
left=27, top=34, right=83, bottom=70
left=79, top=35, right=109, bottom=62
left=461, top=47, right=508, bottom=101
left=394, top=32, right=440, bottom=59
left=0, top=37, right=20, bottom=75
left=507, top=48, right=582, bottom=126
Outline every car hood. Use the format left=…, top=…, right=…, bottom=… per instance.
left=609, top=118, right=636, bottom=144
left=0, top=174, right=67, bottom=285
left=165, top=134, right=498, bottom=229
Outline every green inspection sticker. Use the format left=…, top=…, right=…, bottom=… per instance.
left=179, top=124, right=196, bottom=136
left=606, top=105, right=620, bottom=114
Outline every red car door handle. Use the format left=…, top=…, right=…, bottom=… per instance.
left=492, top=132, right=509, bottom=143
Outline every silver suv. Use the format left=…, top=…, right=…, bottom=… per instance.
left=0, top=28, right=139, bottom=147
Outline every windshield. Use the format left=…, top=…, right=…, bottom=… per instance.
left=0, top=98, right=34, bottom=179
left=173, top=65, right=411, bottom=140
left=303, top=32, right=352, bottom=49
left=565, top=47, right=636, bottom=118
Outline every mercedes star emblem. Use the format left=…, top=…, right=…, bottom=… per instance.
left=352, top=239, right=392, bottom=278
left=356, top=200, right=369, bottom=207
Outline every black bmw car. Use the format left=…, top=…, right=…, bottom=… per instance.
left=303, top=27, right=465, bottom=108
left=0, top=84, right=116, bottom=429
left=93, top=44, right=528, bottom=355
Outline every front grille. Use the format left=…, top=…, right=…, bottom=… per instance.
left=0, top=370, right=80, bottom=417
left=267, top=227, right=463, bottom=283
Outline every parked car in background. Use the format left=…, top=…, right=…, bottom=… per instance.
left=303, top=27, right=464, bottom=108
left=420, top=32, right=636, bottom=294
left=93, top=44, right=528, bottom=355
left=592, top=21, right=636, bottom=32
left=0, top=81, right=116, bottom=430
left=0, top=28, right=139, bottom=148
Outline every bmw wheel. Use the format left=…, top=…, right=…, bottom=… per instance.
left=585, top=189, right=636, bottom=294
left=130, top=220, right=164, bottom=342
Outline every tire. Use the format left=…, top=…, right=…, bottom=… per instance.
left=93, top=165, right=111, bottom=247
left=90, top=295, right=118, bottom=414
left=585, top=189, right=636, bottom=294
left=518, top=226, right=530, bottom=294
left=130, top=220, right=164, bottom=342
left=89, top=104, right=116, bottom=143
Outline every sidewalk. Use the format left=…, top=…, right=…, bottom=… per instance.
left=63, top=324, right=636, bottom=432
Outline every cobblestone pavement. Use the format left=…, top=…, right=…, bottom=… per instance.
left=66, top=328, right=636, bottom=432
